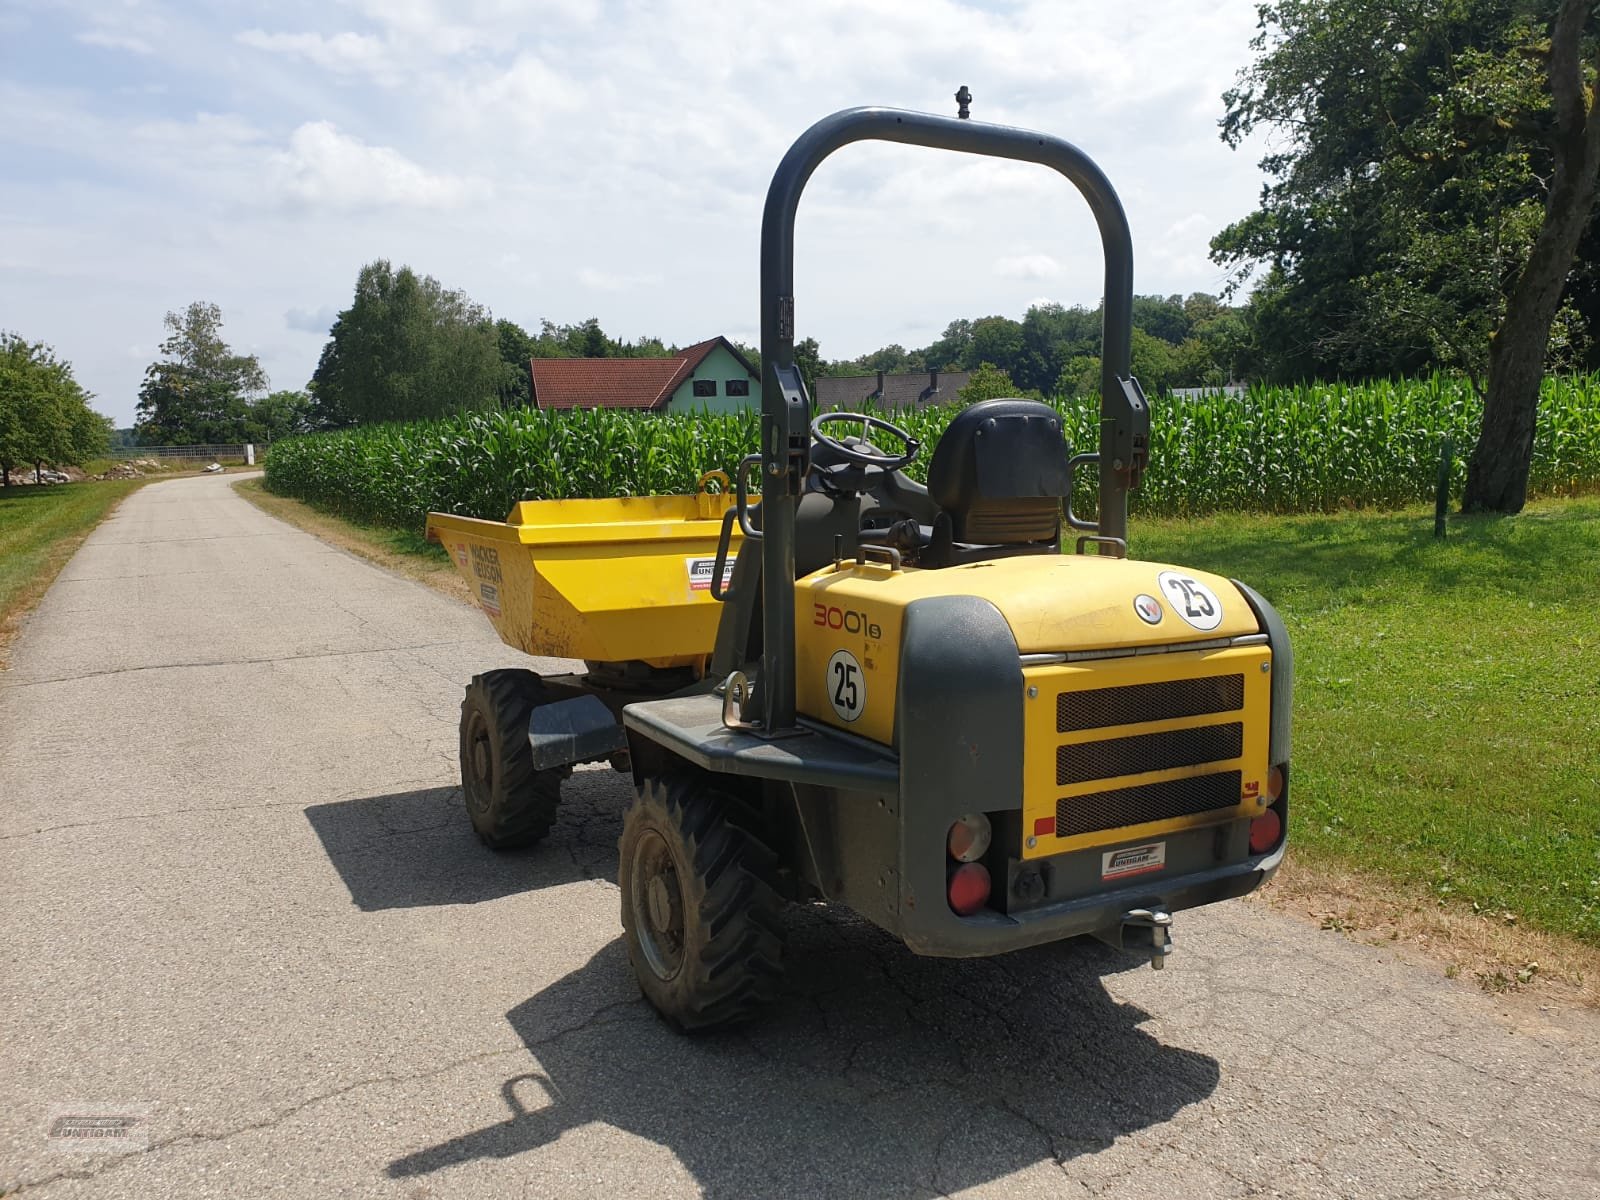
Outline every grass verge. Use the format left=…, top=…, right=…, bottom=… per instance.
left=0, top=479, right=152, bottom=667
left=241, top=479, right=1600, bottom=1004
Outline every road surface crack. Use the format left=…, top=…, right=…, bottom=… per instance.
left=0, top=641, right=475, bottom=691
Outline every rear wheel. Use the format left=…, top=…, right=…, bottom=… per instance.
left=459, top=669, right=568, bottom=849
left=618, top=773, right=785, bottom=1031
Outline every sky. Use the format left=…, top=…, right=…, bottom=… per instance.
left=0, top=0, right=1273, bottom=429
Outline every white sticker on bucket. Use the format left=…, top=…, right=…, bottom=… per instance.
left=1101, top=841, right=1166, bottom=880
left=478, top=582, right=501, bottom=618
left=686, top=556, right=734, bottom=593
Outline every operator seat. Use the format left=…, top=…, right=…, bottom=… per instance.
left=922, top=398, right=1074, bottom=567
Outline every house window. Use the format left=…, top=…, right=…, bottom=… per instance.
left=692, top=379, right=717, bottom=397
left=725, top=378, right=750, bottom=396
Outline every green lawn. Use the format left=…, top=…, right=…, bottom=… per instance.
left=0, top=480, right=148, bottom=654
left=1135, top=498, right=1600, bottom=944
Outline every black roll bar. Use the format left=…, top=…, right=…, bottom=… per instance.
left=757, top=105, right=1147, bottom=734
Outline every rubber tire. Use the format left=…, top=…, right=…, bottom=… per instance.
left=459, top=669, right=568, bottom=849
left=618, top=773, right=786, bottom=1032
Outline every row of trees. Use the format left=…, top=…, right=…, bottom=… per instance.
left=0, top=334, right=109, bottom=487
left=818, top=293, right=1249, bottom=397
left=305, top=261, right=684, bottom=424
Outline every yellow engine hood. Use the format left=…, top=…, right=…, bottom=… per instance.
left=794, top=552, right=1265, bottom=744
left=801, top=552, right=1259, bottom=655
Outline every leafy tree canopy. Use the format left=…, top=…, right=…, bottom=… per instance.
left=1, top=333, right=109, bottom=484
left=310, top=262, right=502, bottom=427
left=135, top=302, right=269, bottom=445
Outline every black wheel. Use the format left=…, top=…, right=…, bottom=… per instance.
left=459, top=669, right=568, bottom=849
left=618, top=773, right=785, bottom=1031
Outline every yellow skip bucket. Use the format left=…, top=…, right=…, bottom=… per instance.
left=425, top=473, right=740, bottom=669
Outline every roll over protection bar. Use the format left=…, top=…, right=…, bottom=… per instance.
left=757, top=105, right=1147, bottom=733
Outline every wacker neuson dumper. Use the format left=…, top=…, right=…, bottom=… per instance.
left=427, top=99, right=1292, bottom=1031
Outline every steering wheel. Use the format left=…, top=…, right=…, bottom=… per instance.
left=810, top=411, right=921, bottom=470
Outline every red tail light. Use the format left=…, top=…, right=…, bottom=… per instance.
left=1249, top=809, right=1283, bottom=854
left=948, top=862, right=991, bottom=915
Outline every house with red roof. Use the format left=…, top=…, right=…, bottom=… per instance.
left=530, top=337, right=760, bottom=414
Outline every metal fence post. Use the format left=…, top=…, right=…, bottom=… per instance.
left=1434, top=436, right=1453, bottom=539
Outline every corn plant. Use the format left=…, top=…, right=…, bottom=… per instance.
left=264, top=373, right=1600, bottom=531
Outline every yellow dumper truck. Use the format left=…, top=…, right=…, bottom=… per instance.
left=427, top=101, right=1292, bottom=1031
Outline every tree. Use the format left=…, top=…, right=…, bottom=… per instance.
left=965, top=316, right=1025, bottom=372
left=1055, top=330, right=1186, bottom=398
left=1131, top=295, right=1191, bottom=345
left=1016, top=303, right=1100, bottom=393
left=956, top=362, right=1033, bottom=406
left=244, top=391, right=314, bottom=442
left=1466, top=0, right=1600, bottom=510
left=136, top=302, right=267, bottom=445
left=793, top=337, right=825, bottom=396
left=1215, top=0, right=1600, bottom=512
left=493, top=319, right=538, bottom=408
left=311, top=261, right=502, bottom=426
left=0, top=334, right=108, bottom=484
left=924, top=319, right=974, bottom=371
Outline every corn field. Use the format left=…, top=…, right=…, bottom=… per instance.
left=264, top=374, right=1600, bottom=530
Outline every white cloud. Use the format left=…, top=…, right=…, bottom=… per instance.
left=994, top=254, right=1062, bottom=281
left=76, top=29, right=154, bottom=55
left=237, top=30, right=393, bottom=80
left=272, top=121, right=475, bottom=210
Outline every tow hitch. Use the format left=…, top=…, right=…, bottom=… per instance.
left=1119, top=908, right=1174, bottom=970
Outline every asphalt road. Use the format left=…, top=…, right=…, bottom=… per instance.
left=3, top=473, right=1598, bottom=1200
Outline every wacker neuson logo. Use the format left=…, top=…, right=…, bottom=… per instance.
left=46, top=1104, right=152, bottom=1153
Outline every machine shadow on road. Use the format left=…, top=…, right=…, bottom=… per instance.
left=304, top=787, right=590, bottom=910
left=387, top=917, right=1220, bottom=1197
left=303, top=770, right=631, bottom=911
left=315, top=782, right=1221, bottom=1193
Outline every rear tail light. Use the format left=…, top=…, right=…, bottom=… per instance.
left=1266, top=764, right=1286, bottom=802
left=1249, top=808, right=1283, bottom=854
left=948, top=862, right=991, bottom=915
left=946, top=814, right=992, bottom=863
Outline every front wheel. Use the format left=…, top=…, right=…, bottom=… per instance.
left=459, top=669, right=568, bottom=849
left=618, top=773, right=785, bottom=1031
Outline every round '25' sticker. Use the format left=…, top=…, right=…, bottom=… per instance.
left=1157, top=570, right=1223, bottom=631
left=827, top=650, right=865, bottom=722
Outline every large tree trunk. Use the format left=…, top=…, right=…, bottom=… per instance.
left=1464, top=0, right=1600, bottom=513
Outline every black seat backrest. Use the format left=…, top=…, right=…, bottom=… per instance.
left=925, top=399, right=1072, bottom=544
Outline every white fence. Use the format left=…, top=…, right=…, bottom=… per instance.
left=111, top=444, right=259, bottom=463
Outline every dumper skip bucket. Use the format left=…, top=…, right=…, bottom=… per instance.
left=425, top=475, right=740, bottom=670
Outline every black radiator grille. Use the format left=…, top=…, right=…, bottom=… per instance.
left=1057, top=722, right=1243, bottom=785
left=1056, top=771, right=1243, bottom=837
left=1056, top=673, right=1244, bottom=733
